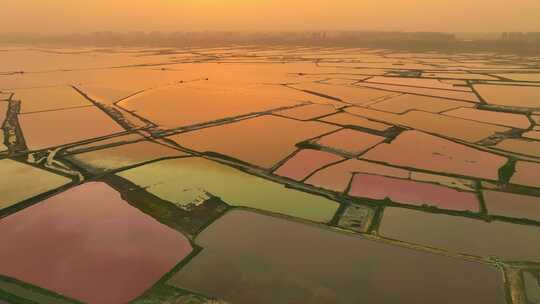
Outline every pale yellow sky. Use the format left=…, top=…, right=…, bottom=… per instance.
left=2, top=0, right=540, bottom=33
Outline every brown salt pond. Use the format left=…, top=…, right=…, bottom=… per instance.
left=355, top=82, right=480, bottom=102
left=510, top=161, right=540, bottom=188
left=522, top=131, right=540, bottom=141
left=443, top=107, right=531, bottom=129
left=291, top=82, right=400, bottom=105
left=274, top=103, right=338, bottom=120
left=493, top=73, right=540, bottom=82
left=0, top=182, right=192, bottom=304
left=69, top=66, right=215, bottom=105
left=495, top=139, right=540, bottom=158
left=318, top=112, right=393, bottom=132
left=273, top=149, right=343, bottom=181
left=168, top=210, right=506, bottom=304
left=313, top=128, right=386, bottom=156
left=349, top=173, right=479, bottom=212
left=0, top=49, right=149, bottom=74
left=117, top=82, right=314, bottom=128
left=379, top=207, right=540, bottom=261
left=169, top=62, right=325, bottom=87
left=365, top=76, right=473, bottom=91
left=474, top=84, right=540, bottom=108
left=421, top=72, right=497, bottom=81
left=13, top=86, right=93, bottom=113
left=483, top=190, right=540, bottom=222
left=396, top=110, right=510, bottom=143
left=169, top=115, right=338, bottom=169
left=345, top=107, right=509, bottom=142
left=18, top=106, right=125, bottom=151
left=369, top=94, right=474, bottom=114
left=362, top=130, right=508, bottom=180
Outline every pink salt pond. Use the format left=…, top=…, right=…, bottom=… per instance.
left=274, top=149, right=343, bottom=181
left=362, top=130, right=507, bottom=181
left=305, top=159, right=409, bottom=192
left=349, top=173, right=480, bottom=212
left=0, top=182, right=192, bottom=304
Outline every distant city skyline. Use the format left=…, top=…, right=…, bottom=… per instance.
left=2, top=0, right=540, bottom=34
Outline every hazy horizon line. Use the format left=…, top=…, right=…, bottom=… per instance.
left=1, top=30, right=535, bottom=35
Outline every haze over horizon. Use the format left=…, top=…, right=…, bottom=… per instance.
left=3, top=0, right=540, bottom=34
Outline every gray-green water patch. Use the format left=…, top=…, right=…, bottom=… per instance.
left=117, top=157, right=338, bottom=223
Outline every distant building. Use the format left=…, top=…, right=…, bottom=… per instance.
left=502, top=32, right=540, bottom=43
left=310, top=32, right=327, bottom=40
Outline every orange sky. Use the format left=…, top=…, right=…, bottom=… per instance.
left=3, top=0, right=540, bottom=33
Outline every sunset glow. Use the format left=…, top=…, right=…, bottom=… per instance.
left=2, top=0, right=540, bottom=33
